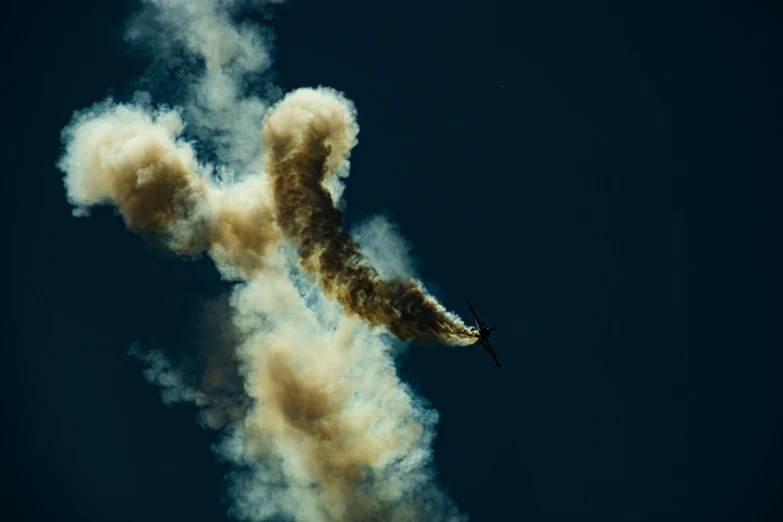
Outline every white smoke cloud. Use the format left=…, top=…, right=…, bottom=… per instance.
left=126, top=0, right=284, bottom=175
left=224, top=272, right=458, bottom=521
left=58, top=1, right=468, bottom=520
left=353, top=214, right=417, bottom=280
left=60, top=100, right=191, bottom=212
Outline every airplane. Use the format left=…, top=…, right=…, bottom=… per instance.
left=467, top=300, right=501, bottom=368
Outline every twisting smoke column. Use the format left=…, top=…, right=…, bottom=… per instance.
left=58, top=0, right=471, bottom=520
left=262, top=88, right=475, bottom=344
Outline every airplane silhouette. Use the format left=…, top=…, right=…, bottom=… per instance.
left=467, top=300, right=500, bottom=368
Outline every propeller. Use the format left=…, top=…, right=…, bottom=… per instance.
left=489, top=326, right=498, bottom=331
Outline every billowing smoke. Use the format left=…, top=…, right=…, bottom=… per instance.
left=58, top=0, right=471, bottom=520
left=262, top=88, right=475, bottom=344
left=126, top=0, right=281, bottom=174
left=60, top=102, right=278, bottom=275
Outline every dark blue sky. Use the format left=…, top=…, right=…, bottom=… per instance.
left=3, top=1, right=782, bottom=521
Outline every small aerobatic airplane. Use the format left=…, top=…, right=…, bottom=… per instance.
left=467, top=300, right=501, bottom=368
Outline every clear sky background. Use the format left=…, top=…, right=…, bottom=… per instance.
left=3, top=1, right=782, bottom=521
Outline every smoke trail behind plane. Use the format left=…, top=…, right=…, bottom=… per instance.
left=262, top=87, right=476, bottom=345
left=58, top=0, right=472, bottom=520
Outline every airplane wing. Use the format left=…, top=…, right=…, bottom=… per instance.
left=467, top=300, right=481, bottom=329
left=485, top=339, right=501, bottom=368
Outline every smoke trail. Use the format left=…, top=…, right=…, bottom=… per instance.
left=130, top=268, right=465, bottom=521
left=353, top=214, right=417, bottom=281
left=129, top=295, right=250, bottom=430
left=262, top=88, right=475, bottom=345
left=126, top=0, right=281, bottom=174
left=58, top=0, right=471, bottom=520
left=60, top=101, right=278, bottom=275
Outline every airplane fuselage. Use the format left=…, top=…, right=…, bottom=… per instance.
left=467, top=300, right=501, bottom=368
left=471, top=325, right=491, bottom=341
